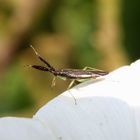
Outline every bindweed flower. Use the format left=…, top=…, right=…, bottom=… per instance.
left=0, top=60, right=140, bottom=140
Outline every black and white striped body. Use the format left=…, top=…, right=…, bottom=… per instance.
left=56, top=69, right=108, bottom=79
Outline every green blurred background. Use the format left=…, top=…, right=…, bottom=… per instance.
left=0, top=0, right=139, bottom=117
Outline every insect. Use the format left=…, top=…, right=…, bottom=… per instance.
left=28, top=46, right=109, bottom=104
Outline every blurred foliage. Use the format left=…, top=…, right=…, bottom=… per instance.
left=0, top=0, right=139, bottom=117
left=0, top=64, right=34, bottom=116
left=122, top=0, right=140, bottom=61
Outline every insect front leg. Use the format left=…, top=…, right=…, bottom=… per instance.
left=51, top=76, right=57, bottom=87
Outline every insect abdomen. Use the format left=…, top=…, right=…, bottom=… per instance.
left=58, top=69, right=108, bottom=79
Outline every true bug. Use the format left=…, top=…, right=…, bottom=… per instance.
left=28, top=46, right=109, bottom=104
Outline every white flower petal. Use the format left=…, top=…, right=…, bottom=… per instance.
left=0, top=117, right=55, bottom=140
left=34, top=59, right=140, bottom=140
left=0, top=59, right=140, bottom=140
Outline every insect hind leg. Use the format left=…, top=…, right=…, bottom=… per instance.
left=83, top=66, right=101, bottom=71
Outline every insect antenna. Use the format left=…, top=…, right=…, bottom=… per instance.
left=30, top=45, right=55, bottom=71
left=26, top=65, right=50, bottom=72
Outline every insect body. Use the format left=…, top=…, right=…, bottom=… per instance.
left=28, top=46, right=109, bottom=104
left=58, top=69, right=108, bottom=79
left=32, top=66, right=108, bottom=80
left=29, top=46, right=108, bottom=87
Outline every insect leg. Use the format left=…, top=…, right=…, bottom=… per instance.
left=67, top=80, right=77, bottom=105
left=69, top=91, right=77, bottom=105
left=67, top=80, right=76, bottom=89
left=83, top=66, right=101, bottom=71
left=51, top=76, right=56, bottom=87
left=30, top=45, right=55, bottom=71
